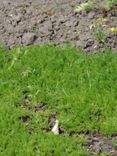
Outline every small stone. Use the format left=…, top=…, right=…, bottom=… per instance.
left=85, top=40, right=94, bottom=48
left=88, top=12, right=95, bottom=19
left=22, top=32, right=36, bottom=45
left=65, top=20, right=73, bottom=27
left=93, top=44, right=99, bottom=50
left=13, top=14, right=22, bottom=23
left=58, top=15, right=66, bottom=23
left=39, top=21, right=52, bottom=36
left=51, top=119, right=59, bottom=135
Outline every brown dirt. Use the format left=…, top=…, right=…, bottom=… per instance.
left=85, top=132, right=117, bottom=156
left=0, top=0, right=116, bottom=52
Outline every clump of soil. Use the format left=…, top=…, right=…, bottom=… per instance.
left=0, top=0, right=116, bottom=52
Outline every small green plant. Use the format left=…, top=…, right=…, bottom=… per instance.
left=74, top=2, right=94, bottom=13
left=107, top=0, right=117, bottom=6
left=95, top=29, right=106, bottom=43
left=112, top=141, right=117, bottom=148
left=90, top=18, right=109, bottom=43
left=100, top=0, right=117, bottom=11
left=99, top=153, right=109, bottom=156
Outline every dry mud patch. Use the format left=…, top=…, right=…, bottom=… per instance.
left=0, top=0, right=116, bottom=52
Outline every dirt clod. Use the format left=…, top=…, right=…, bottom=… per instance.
left=0, top=0, right=116, bottom=52
left=22, top=32, right=37, bottom=45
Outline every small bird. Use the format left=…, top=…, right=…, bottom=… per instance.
left=51, top=119, right=59, bottom=135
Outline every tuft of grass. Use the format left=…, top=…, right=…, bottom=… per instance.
left=74, top=1, right=94, bottom=13
left=0, top=45, right=117, bottom=155
left=95, top=29, right=107, bottom=43
left=107, top=0, right=117, bottom=6
left=90, top=18, right=109, bottom=44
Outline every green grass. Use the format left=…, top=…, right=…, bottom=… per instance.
left=107, top=0, right=117, bottom=6
left=0, top=45, right=117, bottom=156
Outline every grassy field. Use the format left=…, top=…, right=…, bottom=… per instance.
left=0, top=46, right=117, bottom=156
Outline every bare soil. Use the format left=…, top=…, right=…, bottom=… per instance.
left=0, top=0, right=116, bottom=52
left=86, top=132, right=117, bottom=155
